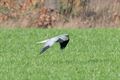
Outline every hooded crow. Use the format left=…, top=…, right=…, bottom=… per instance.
left=37, top=34, right=69, bottom=54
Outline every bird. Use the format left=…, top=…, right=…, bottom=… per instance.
left=37, top=34, right=69, bottom=54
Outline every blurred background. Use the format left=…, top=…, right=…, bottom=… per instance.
left=0, top=0, right=120, bottom=28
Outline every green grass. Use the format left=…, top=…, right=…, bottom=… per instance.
left=0, top=28, right=120, bottom=80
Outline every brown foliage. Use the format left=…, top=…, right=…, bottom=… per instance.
left=0, top=13, right=8, bottom=22
left=33, top=7, right=60, bottom=28
left=0, top=0, right=120, bottom=28
left=0, top=0, right=16, bottom=10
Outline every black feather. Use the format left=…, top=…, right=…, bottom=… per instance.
left=40, top=46, right=50, bottom=54
left=60, top=39, right=69, bottom=49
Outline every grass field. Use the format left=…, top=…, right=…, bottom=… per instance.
left=0, top=28, right=120, bottom=80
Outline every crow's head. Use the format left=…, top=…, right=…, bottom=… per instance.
left=64, top=34, right=69, bottom=37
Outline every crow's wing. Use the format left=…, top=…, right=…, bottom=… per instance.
left=59, top=39, right=69, bottom=49
left=36, top=39, right=49, bottom=44
left=40, top=46, right=50, bottom=54
left=40, top=37, right=59, bottom=54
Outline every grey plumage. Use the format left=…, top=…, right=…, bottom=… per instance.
left=37, top=34, right=69, bottom=54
